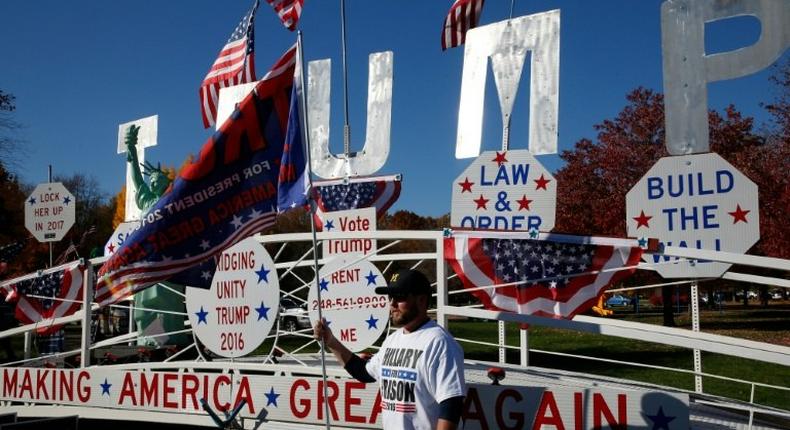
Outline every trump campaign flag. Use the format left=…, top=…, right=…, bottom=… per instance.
left=277, top=39, right=309, bottom=212
left=311, top=175, right=401, bottom=229
left=97, top=44, right=303, bottom=306
left=12, top=262, right=84, bottom=335
left=445, top=232, right=643, bottom=319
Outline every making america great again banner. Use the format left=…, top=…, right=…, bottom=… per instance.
left=95, top=49, right=305, bottom=306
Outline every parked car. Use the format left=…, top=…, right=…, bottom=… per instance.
left=605, top=294, right=631, bottom=307
left=278, top=298, right=311, bottom=332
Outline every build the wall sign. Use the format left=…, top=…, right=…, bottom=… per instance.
left=626, top=153, right=760, bottom=278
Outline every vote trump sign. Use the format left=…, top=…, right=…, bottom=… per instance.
left=626, top=153, right=759, bottom=278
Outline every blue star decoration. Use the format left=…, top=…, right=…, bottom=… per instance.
left=324, top=219, right=335, bottom=231
left=256, top=264, right=271, bottom=284
left=255, top=302, right=270, bottom=321
left=365, top=314, right=379, bottom=329
left=27, top=197, right=36, bottom=205
left=365, top=271, right=378, bottom=286
left=319, top=278, right=329, bottom=292
left=63, top=196, right=71, bottom=205
left=195, top=306, right=209, bottom=324
left=265, top=387, right=280, bottom=407
left=529, top=228, right=539, bottom=239
left=638, top=237, right=648, bottom=248
left=646, top=406, right=676, bottom=430
left=100, top=378, right=112, bottom=396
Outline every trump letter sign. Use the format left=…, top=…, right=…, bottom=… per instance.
left=626, top=153, right=759, bottom=278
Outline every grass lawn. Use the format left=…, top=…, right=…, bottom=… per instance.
left=446, top=306, right=790, bottom=411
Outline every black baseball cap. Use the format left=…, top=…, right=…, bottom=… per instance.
left=375, top=269, right=432, bottom=296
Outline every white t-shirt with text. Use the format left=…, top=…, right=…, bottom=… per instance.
left=366, top=320, right=466, bottom=430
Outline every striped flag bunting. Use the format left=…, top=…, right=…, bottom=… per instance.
left=12, top=262, right=84, bottom=335
left=311, top=175, right=402, bottom=229
left=444, top=231, right=643, bottom=319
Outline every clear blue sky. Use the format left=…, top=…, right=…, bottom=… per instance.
left=1, top=1, right=785, bottom=217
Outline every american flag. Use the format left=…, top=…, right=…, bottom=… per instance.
left=12, top=262, right=84, bottom=335
left=444, top=233, right=642, bottom=319
left=311, top=176, right=401, bottom=229
left=265, top=0, right=304, bottom=31
left=200, top=0, right=260, bottom=129
left=441, top=0, right=485, bottom=51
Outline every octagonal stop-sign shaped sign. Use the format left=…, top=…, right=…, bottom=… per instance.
left=451, top=149, right=556, bottom=232
left=626, top=153, right=759, bottom=278
left=25, top=182, right=76, bottom=243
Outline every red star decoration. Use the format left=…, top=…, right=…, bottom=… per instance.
left=534, top=174, right=551, bottom=190
left=728, top=204, right=750, bottom=224
left=473, top=195, right=489, bottom=210
left=633, top=210, right=652, bottom=229
left=492, top=151, right=508, bottom=166
left=516, top=195, right=533, bottom=211
left=458, top=177, right=474, bottom=193
left=107, top=243, right=116, bottom=254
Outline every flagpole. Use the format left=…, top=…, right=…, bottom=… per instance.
left=297, top=31, right=333, bottom=430
left=509, top=0, right=516, bottom=19
left=339, top=0, right=351, bottom=157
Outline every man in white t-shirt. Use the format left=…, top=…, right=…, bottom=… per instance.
left=314, top=269, right=466, bottom=430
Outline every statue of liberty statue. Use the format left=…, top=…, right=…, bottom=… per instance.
left=125, top=124, right=189, bottom=347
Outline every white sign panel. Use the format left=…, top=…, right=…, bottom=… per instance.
left=24, top=182, right=75, bottom=242
left=216, top=83, right=257, bottom=130
left=456, top=10, right=560, bottom=157
left=321, top=207, right=377, bottom=258
left=117, top=115, right=158, bottom=222
left=186, top=238, right=280, bottom=357
left=626, top=153, right=760, bottom=278
left=0, top=367, right=689, bottom=429
left=308, top=257, right=389, bottom=352
left=103, top=221, right=141, bottom=256
left=451, top=149, right=556, bottom=232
